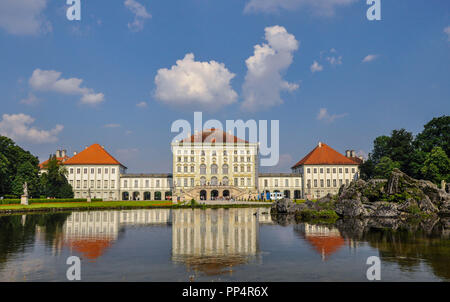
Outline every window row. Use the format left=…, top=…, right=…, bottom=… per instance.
left=306, top=167, right=356, bottom=174
left=71, top=179, right=116, bottom=189
left=122, top=179, right=164, bottom=188
left=307, top=179, right=350, bottom=188
left=176, top=150, right=252, bottom=156
left=70, top=167, right=116, bottom=175
left=263, top=179, right=300, bottom=187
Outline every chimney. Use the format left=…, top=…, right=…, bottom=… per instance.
left=101, top=145, right=105, bottom=149
left=73, top=151, right=77, bottom=156
left=345, top=150, right=351, bottom=157
left=318, top=142, right=322, bottom=147
left=61, top=149, right=67, bottom=158
left=350, top=150, right=356, bottom=158
left=56, top=150, right=61, bottom=158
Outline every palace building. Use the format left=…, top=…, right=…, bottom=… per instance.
left=40, top=130, right=362, bottom=201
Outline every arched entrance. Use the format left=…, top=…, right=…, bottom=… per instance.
left=165, top=191, right=172, bottom=200
left=144, top=192, right=151, bottom=200
left=284, top=190, right=290, bottom=198
left=122, top=192, right=129, bottom=200
left=294, top=190, right=301, bottom=199
left=211, top=190, right=219, bottom=200
left=133, top=192, right=140, bottom=200
left=200, top=190, right=207, bottom=200
left=223, top=190, right=230, bottom=198
left=154, top=191, right=162, bottom=200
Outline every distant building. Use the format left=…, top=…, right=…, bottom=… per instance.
left=40, top=137, right=361, bottom=201
left=38, top=149, right=70, bottom=175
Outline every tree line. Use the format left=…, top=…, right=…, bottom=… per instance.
left=0, top=136, right=73, bottom=199
left=360, top=115, right=450, bottom=184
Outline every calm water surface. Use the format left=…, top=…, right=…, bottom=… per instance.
left=0, top=208, right=448, bottom=282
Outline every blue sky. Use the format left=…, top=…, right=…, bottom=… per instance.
left=0, top=0, right=449, bottom=173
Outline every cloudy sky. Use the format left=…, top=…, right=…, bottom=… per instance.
left=0, top=0, right=449, bottom=173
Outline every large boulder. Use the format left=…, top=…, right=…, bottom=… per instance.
left=335, top=199, right=367, bottom=217
left=271, top=198, right=307, bottom=214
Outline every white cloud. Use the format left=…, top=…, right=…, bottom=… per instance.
left=136, top=101, right=148, bottom=108
left=444, top=26, right=450, bottom=41
left=0, top=0, right=51, bottom=35
left=20, top=93, right=40, bottom=105
left=124, top=0, right=151, bottom=32
left=317, top=108, right=347, bottom=123
left=326, top=55, right=343, bottom=66
left=154, top=53, right=238, bottom=111
left=104, top=123, right=121, bottom=128
left=0, top=113, right=63, bottom=143
left=241, top=25, right=299, bottom=111
left=29, top=69, right=105, bottom=105
left=362, top=54, right=379, bottom=63
left=310, top=61, right=323, bottom=73
left=244, top=0, right=357, bottom=16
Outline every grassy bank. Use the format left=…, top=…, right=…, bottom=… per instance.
left=0, top=200, right=271, bottom=214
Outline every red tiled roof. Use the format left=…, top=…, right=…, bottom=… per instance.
left=65, top=238, right=113, bottom=261
left=292, top=142, right=360, bottom=168
left=64, top=144, right=125, bottom=167
left=39, top=156, right=70, bottom=169
left=181, top=129, right=248, bottom=143
left=305, top=235, right=345, bottom=259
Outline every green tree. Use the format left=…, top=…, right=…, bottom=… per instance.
left=40, top=156, right=73, bottom=198
left=11, top=161, right=40, bottom=197
left=420, top=147, right=450, bottom=184
left=373, top=156, right=401, bottom=179
left=415, top=115, right=450, bottom=156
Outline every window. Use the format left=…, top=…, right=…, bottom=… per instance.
left=190, top=178, right=194, bottom=187
left=339, top=179, right=343, bottom=186
left=352, top=168, right=355, bottom=173
left=70, top=180, right=74, bottom=187
left=77, top=168, right=80, bottom=174
left=184, top=166, right=188, bottom=173
left=346, top=179, right=349, bottom=185
left=191, top=150, right=194, bottom=155
left=83, top=180, right=87, bottom=188
left=211, top=177, right=218, bottom=186
left=90, top=180, right=94, bottom=188
left=313, top=168, right=317, bottom=173
left=327, top=168, right=330, bottom=173
left=295, top=179, right=299, bottom=187
left=247, top=178, right=251, bottom=186
left=241, top=156, right=244, bottom=162
left=307, top=168, right=310, bottom=173
left=124, top=180, right=128, bottom=188
left=105, top=168, right=108, bottom=174
left=145, top=180, right=149, bottom=187
left=333, top=168, right=336, bottom=173
left=84, top=168, right=87, bottom=174
left=240, top=165, right=245, bottom=172
left=70, top=168, right=74, bottom=174
left=307, top=180, right=311, bottom=188
left=178, top=157, right=181, bottom=162
left=314, top=179, right=317, bottom=187
left=234, top=156, right=238, bottom=162
left=156, top=180, right=160, bottom=187
left=200, top=164, right=206, bottom=174
left=345, top=168, right=348, bottom=173
left=327, top=179, right=330, bottom=187
left=184, top=156, right=188, bottom=162
left=240, top=178, right=244, bottom=186
left=320, top=180, right=324, bottom=187
left=201, top=150, right=205, bottom=156
left=234, top=178, right=238, bottom=186
left=191, top=157, right=194, bottom=162
left=97, top=180, right=101, bottom=188
left=211, top=164, right=218, bottom=174
left=285, top=179, right=289, bottom=187
left=333, top=179, right=337, bottom=187
left=223, top=177, right=229, bottom=185
left=190, top=166, right=194, bottom=173
left=184, top=178, right=187, bottom=187
left=275, top=179, right=278, bottom=187
left=223, top=150, right=227, bottom=156
left=111, top=180, right=115, bottom=189
left=112, top=168, right=115, bottom=174
left=200, top=177, right=206, bottom=186
left=98, top=168, right=101, bottom=174
left=264, top=179, right=268, bottom=187
left=247, top=157, right=251, bottom=162
left=222, top=164, right=229, bottom=174
left=177, top=166, right=181, bottom=173
left=339, top=168, right=342, bottom=173
left=320, top=168, right=323, bottom=173
left=234, top=166, right=238, bottom=172
left=76, top=180, right=80, bottom=188
left=104, top=180, right=108, bottom=189
left=89, top=168, right=94, bottom=174
left=247, top=165, right=251, bottom=172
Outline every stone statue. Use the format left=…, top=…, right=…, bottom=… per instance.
left=23, top=182, right=28, bottom=197
left=21, top=182, right=29, bottom=205
left=87, top=188, right=92, bottom=203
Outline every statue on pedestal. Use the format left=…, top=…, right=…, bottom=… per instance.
left=21, top=182, right=29, bottom=205
left=87, top=188, right=92, bottom=203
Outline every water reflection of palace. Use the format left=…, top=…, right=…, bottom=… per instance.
left=294, top=223, right=347, bottom=261
left=171, top=208, right=268, bottom=275
left=61, top=208, right=269, bottom=265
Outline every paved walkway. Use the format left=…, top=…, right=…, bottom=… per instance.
left=197, top=200, right=271, bottom=206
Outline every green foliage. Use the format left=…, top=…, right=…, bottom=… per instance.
left=362, top=116, right=449, bottom=184
left=0, top=198, right=102, bottom=205
left=420, top=147, right=450, bottom=184
left=40, top=155, right=73, bottom=198
left=373, top=156, right=401, bottom=179
left=296, top=209, right=339, bottom=222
